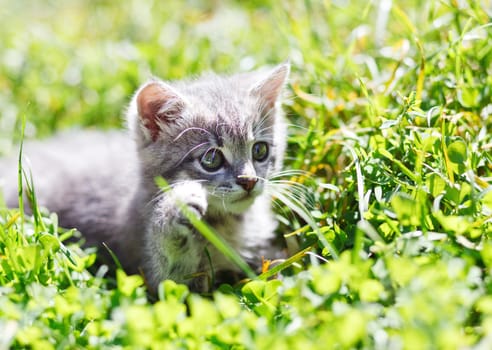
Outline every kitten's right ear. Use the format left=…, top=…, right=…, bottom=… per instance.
left=133, top=81, right=186, bottom=142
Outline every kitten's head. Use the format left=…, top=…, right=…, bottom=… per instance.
left=127, top=63, right=289, bottom=214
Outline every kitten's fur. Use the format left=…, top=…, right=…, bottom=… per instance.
left=0, top=63, right=289, bottom=292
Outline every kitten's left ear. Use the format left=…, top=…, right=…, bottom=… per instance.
left=249, top=62, right=290, bottom=111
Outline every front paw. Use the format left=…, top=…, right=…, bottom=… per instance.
left=171, top=182, right=208, bottom=227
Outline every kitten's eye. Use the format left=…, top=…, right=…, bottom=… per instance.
left=200, top=148, right=225, bottom=172
left=252, top=142, right=269, bottom=162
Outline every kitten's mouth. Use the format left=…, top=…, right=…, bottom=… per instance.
left=232, top=191, right=258, bottom=203
left=207, top=192, right=257, bottom=214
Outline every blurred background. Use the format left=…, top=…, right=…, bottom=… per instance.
left=2, top=0, right=490, bottom=153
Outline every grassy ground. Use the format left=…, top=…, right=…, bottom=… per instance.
left=1, top=0, right=491, bottom=348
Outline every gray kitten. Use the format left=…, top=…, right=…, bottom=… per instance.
left=0, top=63, right=290, bottom=293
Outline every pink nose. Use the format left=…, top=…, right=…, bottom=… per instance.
left=236, top=177, right=257, bottom=192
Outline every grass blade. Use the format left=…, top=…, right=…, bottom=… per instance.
left=181, top=204, right=257, bottom=280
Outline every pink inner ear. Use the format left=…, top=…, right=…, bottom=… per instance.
left=252, top=64, right=289, bottom=112
left=137, top=82, right=183, bottom=141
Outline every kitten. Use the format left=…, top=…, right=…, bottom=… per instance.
left=0, top=63, right=290, bottom=293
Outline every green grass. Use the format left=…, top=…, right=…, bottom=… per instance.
left=1, top=0, right=492, bottom=348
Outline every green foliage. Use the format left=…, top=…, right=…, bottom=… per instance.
left=1, top=0, right=491, bottom=348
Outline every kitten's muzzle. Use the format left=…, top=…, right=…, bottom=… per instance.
left=236, top=176, right=258, bottom=192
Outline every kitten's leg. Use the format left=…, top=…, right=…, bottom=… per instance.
left=144, top=181, right=209, bottom=292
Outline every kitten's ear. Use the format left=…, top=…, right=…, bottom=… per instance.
left=134, top=81, right=186, bottom=142
left=249, top=62, right=290, bottom=112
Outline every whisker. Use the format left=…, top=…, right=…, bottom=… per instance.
left=268, top=169, right=312, bottom=179
left=173, top=127, right=213, bottom=142
left=215, top=122, right=231, bottom=138
left=267, top=182, right=314, bottom=202
left=176, top=142, right=210, bottom=166
left=266, top=182, right=315, bottom=209
left=253, top=107, right=276, bottom=136
left=284, top=123, right=312, bottom=132
left=144, top=179, right=209, bottom=211
left=269, top=196, right=298, bottom=223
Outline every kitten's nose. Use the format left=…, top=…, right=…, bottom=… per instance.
left=236, top=176, right=258, bottom=192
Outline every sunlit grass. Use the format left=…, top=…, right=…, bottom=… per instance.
left=0, top=0, right=491, bottom=348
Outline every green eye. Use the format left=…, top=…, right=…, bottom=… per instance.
left=200, top=148, right=225, bottom=172
left=252, top=142, right=269, bottom=162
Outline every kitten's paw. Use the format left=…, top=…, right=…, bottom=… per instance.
left=171, top=181, right=208, bottom=227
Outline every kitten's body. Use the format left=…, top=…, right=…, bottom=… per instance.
left=1, top=131, right=145, bottom=272
left=0, top=64, right=289, bottom=292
